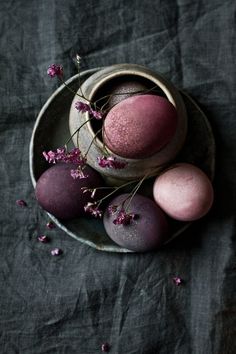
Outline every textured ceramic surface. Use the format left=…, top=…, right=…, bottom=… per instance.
left=69, top=64, right=188, bottom=184
left=29, top=68, right=215, bottom=252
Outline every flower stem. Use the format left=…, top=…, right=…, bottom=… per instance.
left=96, top=179, right=139, bottom=207
left=59, top=77, right=91, bottom=103
left=64, top=118, right=92, bottom=148
left=77, top=61, right=85, bottom=98
left=124, top=172, right=149, bottom=212
left=84, top=128, right=102, bottom=156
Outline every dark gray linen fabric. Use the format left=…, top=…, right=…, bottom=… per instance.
left=1, top=0, right=236, bottom=353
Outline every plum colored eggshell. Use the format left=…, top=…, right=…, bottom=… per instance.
left=153, top=163, right=214, bottom=221
left=35, top=163, right=103, bottom=220
left=103, top=193, right=169, bottom=252
left=104, top=94, right=178, bottom=159
left=108, top=80, right=147, bottom=108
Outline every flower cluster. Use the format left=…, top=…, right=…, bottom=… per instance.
left=84, top=202, right=102, bottom=218
left=75, top=101, right=103, bottom=120
left=97, top=156, right=127, bottom=169
left=113, top=209, right=137, bottom=225
left=43, top=147, right=84, bottom=164
left=172, top=277, right=183, bottom=286
left=43, top=147, right=87, bottom=179
left=70, top=167, right=88, bottom=179
left=47, top=64, right=63, bottom=78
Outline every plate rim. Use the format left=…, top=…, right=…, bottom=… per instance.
left=29, top=68, right=215, bottom=253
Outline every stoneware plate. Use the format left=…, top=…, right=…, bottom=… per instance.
left=29, top=68, right=215, bottom=252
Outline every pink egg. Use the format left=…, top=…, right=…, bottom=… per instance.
left=153, top=163, right=214, bottom=221
left=104, top=94, right=178, bottom=159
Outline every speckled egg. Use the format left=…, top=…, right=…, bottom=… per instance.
left=103, top=193, right=169, bottom=252
left=35, top=163, right=103, bottom=220
left=104, top=94, right=178, bottom=159
left=153, top=163, right=214, bottom=221
left=108, top=80, right=147, bottom=108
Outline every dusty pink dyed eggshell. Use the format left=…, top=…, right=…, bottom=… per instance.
left=153, top=163, right=214, bottom=221
left=35, top=163, right=103, bottom=220
left=103, top=193, right=169, bottom=252
left=104, top=94, right=178, bottom=159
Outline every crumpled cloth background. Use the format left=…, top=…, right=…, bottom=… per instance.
left=1, top=0, right=236, bottom=353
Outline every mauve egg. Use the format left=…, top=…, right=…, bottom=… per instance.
left=153, top=163, right=214, bottom=221
left=108, top=80, right=147, bottom=108
left=35, top=163, right=103, bottom=220
left=104, top=94, right=178, bottom=159
left=103, top=193, right=169, bottom=252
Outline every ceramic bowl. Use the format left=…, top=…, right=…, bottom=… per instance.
left=69, top=64, right=188, bottom=185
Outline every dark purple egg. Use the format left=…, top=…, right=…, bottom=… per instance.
left=104, top=94, right=178, bottom=159
left=35, top=163, right=103, bottom=220
left=108, top=80, right=147, bottom=108
left=103, top=193, right=169, bottom=252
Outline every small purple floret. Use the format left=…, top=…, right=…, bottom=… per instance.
left=113, top=210, right=137, bottom=225
left=43, top=148, right=86, bottom=177
left=51, top=248, right=62, bottom=256
left=97, top=155, right=127, bottom=169
left=90, top=109, right=103, bottom=120
left=84, top=202, right=102, bottom=218
left=172, top=277, right=183, bottom=286
left=75, top=101, right=103, bottom=120
left=70, top=167, right=89, bottom=179
left=38, top=235, right=49, bottom=243
left=46, top=221, right=55, bottom=229
left=75, top=101, right=91, bottom=113
left=101, top=343, right=110, bottom=352
left=16, top=199, right=27, bottom=207
left=47, top=64, right=63, bottom=78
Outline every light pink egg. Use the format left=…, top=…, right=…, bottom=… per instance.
left=104, top=94, right=178, bottom=159
left=153, top=163, right=214, bottom=221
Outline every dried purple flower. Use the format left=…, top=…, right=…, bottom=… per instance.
left=47, top=64, right=63, bottom=78
left=43, top=147, right=86, bottom=167
left=75, top=101, right=103, bottom=120
left=113, top=210, right=136, bottom=225
left=16, top=199, right=27, bottom=207
left=70, top=167, right=89, bottom=179
left=97, top=156, right=109, bottom=168
left=51, top=248, right=62, bottom=256
left=172, top=277, right=183, bottom=286
left=90, top=109, right=103, bottom=120
left=42, top=150, right=57, bottom=163
left=101, top=343, right=110, bottom=352
left=97, top=155, right=127, bottom=169
left=75, top=101, right=91, bottom=113
left=38, top=235, right=49, bottom=243
left=66, top=148, right=86, bottom=164
left=84, top=202, right=102, bottom=218
left=46, top=221, right=55, bottom=229
left=76, top=54, right=81, bottom=64
left=81, top=188, right=96, bottom=198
